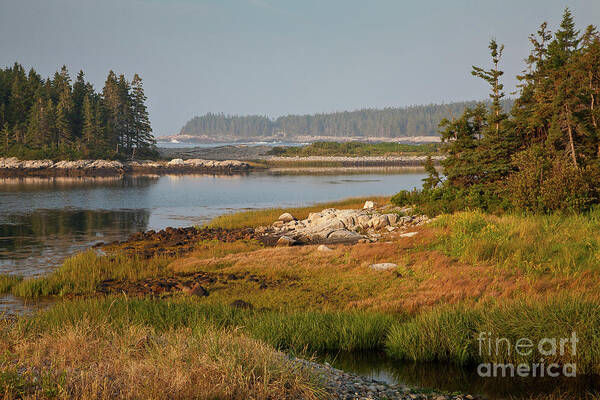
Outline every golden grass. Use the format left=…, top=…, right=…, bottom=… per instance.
left=206, top=196, right=390, bottom=229
left=0, top=318, right=319, bottom=400
left=166, top=224, right=600, bottom=314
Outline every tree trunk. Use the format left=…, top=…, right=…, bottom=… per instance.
left=564, top=104, right=578, bottom=167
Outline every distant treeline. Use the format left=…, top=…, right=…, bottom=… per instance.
left=180, top=100, right=513, bottom=139
left=0, top=63, right=156, bottom=160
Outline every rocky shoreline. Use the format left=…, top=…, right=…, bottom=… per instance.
left=158, top=145, right=442, bottom=166
left=292, top=357, right=477, bottom=400
left=0, top=157, right=252, bottom=176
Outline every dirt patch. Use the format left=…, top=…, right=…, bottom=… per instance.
left=98, top=270, right=277, bottom=297
left=111, top=226, right=266, bottom=258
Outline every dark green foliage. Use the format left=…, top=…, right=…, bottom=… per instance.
left=422, top=156, right=440, bottom=191
left=0, top=64, right=156, bottom=160
left=181, top=101, right=513, bottom=140
left=393, top=9, right=600, bottom=214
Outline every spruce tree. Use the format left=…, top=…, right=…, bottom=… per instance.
left=471, top=39, right=516, bottom=182
left=2, top=122, right=10, bottom=154
left=130, top=74, right=155, bottom=158
left=72, top=70, right=88, bottom=141
left=56, top=88, right=73, bottom=147
left=548, top=8, right=580, bottom=68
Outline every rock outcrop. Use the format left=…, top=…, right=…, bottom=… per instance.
left=265, top=205, right=429, bottom=245
left=0, top=157, right=252, bottom=176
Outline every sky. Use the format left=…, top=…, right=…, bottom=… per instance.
left=1, top=0, right=599, bottom=136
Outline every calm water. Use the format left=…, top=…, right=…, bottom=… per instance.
left=320, top=352, right=600, bottom=400
left=0, top=169, right=425, bottom=277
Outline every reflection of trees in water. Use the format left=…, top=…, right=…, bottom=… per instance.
left=0, top=175, right=159, bottom=193
left=0, top=209, right=150, bottom=264
left=321, top=351, right=600, bottom=400
left=0, top=209, right=150, bottom=250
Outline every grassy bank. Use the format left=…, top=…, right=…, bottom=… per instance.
left=267, top=142, right=440, bottom=157
left=434, top=210, right=600, bottom=276
left=0, top=299, right=320, bottom=399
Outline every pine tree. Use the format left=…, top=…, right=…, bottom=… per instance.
left=101, top=71, right=122, bottom=154
left=72, top=70, right=88, bottom=140
left=2, top=122, right=10, bottom=154
left=8, top=66, right=27, bottom=144
left=422, top=155, right=440, bottom=190
left=548, top=8, right=581, bottom=68
left=82, top=95, right=95, bottom=147
left=56, top=88, right=73, bottom=147
left=439, top=104, right=487, bottom=187
left=130, top=74, right=155, bottom=158
left=471, top=39, right=517, bottom=182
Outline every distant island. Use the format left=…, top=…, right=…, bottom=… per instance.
left=164, top=100, right=513, bottom=144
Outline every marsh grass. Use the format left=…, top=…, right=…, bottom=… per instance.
left=0, top=275, right=22, bottom=294
left=386, top=297, right=600, bottom=374
left=1, top=306, right=320, bottom=399
left=434, top=210, right=600, bottom=276
left=9, top=251, right=171, bottom=298
left=17, top=297, right=393, bottom=353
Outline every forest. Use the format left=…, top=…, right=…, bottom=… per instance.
left=394, top=8, right=600, bottom=214
left=180, top=100, right=513, bottom=140
left=0, top=64, right=156, bottom=160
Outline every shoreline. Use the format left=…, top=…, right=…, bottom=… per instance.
left=0, top=154, right=437, bottom=177
left=0, top=157, right=253, bottom=177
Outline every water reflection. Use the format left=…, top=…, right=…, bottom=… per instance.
left=320, top=351, right=600, bottom=400
left=0, top=208, right=150, bottom=276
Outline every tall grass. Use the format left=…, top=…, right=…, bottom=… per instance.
left=17, top=297, right=394, bottom=353
left=434, top=210, right=600, bottom=275
left=0, top=275, right=22, bottom=294
left=9, top=251, right=171, bottom=298
left=1, top=311, right=319, bottom=399
left=386, top=298, right=600, bottom=375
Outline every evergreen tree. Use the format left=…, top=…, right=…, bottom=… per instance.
left=439, top=104, right=487, bottom=187
left=72, top=70, right=88, bottom=141
left=471, top=39, right=518, bottom=182
left=2, top=122, right=10, bottom=153
left=548, top=8, right=580, bottom=68
left=130, top=74, right=155, bottom=158
left=56, top=88, right=73, bottom=147
left=422, top=155, right=440, bottom=190
left=0, top=63, right=153, bottom=159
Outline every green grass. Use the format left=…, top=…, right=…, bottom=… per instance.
left=386, top=298, right=600, bottom=374
left=8, top=251, right=171, bottom=298
left=0, top=275, right=22, bottom=294
left=267, top=142, right=440, bottom=157
left=17, top=297, right=394, bottom=353
left=14, top=296, right=600, bottom=375
left=433, top=210, right=600, bottom=276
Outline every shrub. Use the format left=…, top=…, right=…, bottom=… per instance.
left=507, top=147, right=599, bottom=213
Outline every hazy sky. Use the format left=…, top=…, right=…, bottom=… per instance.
left=1, top=0, right=599, bottom=136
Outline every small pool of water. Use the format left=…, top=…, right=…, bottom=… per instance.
left=318, top=351, right=600, bottom=399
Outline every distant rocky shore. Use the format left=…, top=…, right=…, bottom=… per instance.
left=0, top=157, right=252, bottom=176
left=159, top=145, right=442, bottom=166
